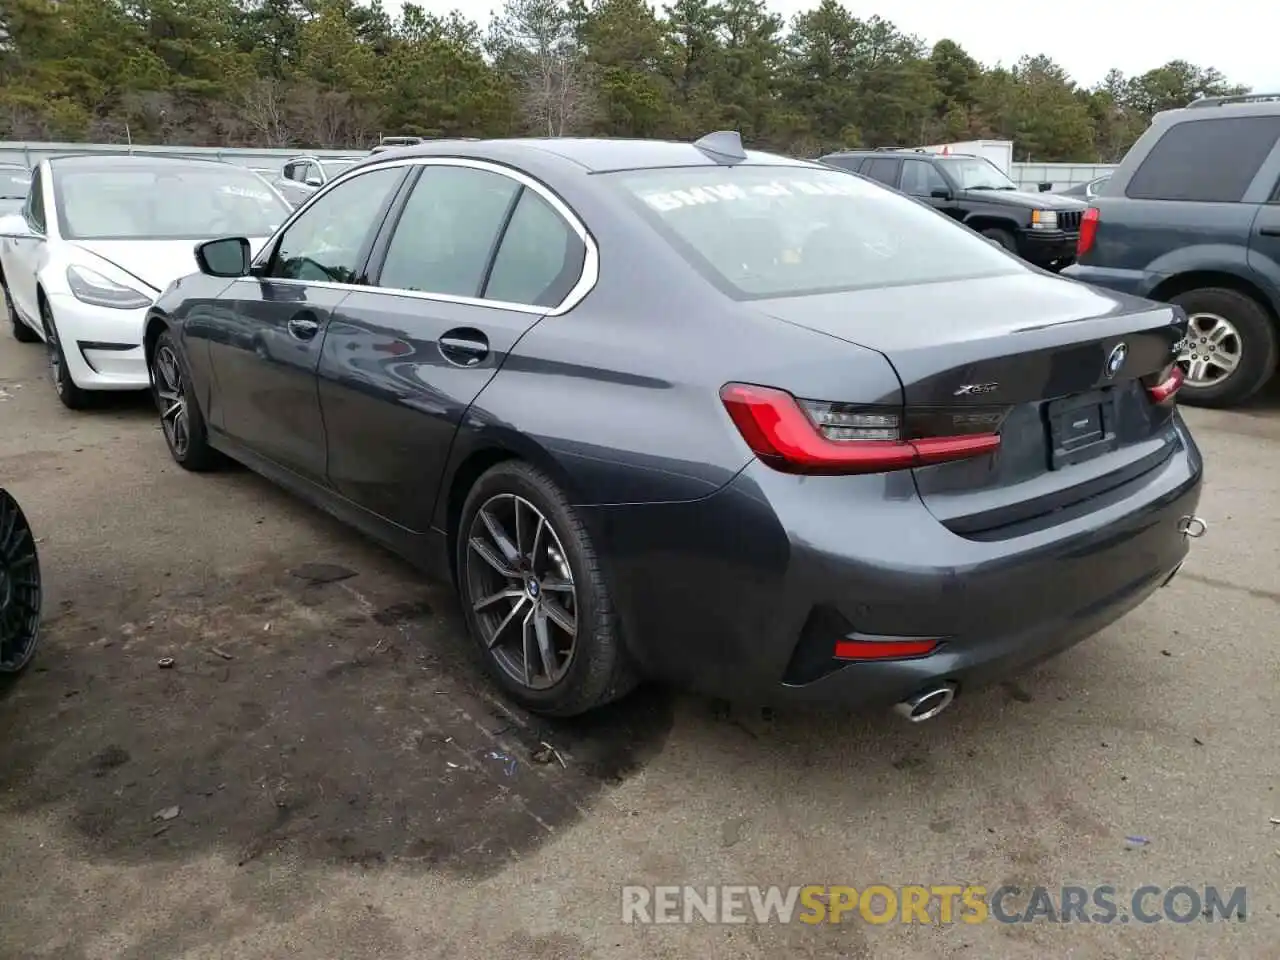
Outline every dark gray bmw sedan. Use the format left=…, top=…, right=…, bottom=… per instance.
left=141, top=133, right=1205, bottom=719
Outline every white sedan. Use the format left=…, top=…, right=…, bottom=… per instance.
left=0, top=155, right=292, bottom=409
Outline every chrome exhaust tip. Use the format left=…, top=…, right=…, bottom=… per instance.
left=893, top=683, right=958, bottom=723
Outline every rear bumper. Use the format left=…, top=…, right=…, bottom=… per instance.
left=587, top=418, right=1203, bottom=708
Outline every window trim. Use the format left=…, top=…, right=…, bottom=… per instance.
left=248, top=156, right=599, bottom=318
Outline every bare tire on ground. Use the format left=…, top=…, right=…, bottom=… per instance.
left=151, top=330, right=222, bottom=471
left=457, top=460, right=637, bottom=717
left=1171, top=287, right=1278, bottom=409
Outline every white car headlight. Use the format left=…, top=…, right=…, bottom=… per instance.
left=66, top=265, right=152, bottom=310
left=1030, top=210, right=1059, bottom=231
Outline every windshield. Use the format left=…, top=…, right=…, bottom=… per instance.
left=939, top=158, right=1016, bottom=191
left=609, top=165, right=1023, bottom=299
left=0, top=167, right=30, bottom=200
left=53, top=164, right=291, bottom=241
left=319, top=160, right=356, bottom=177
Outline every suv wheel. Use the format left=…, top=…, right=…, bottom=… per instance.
left=980, top=227, right=1018, bottom=252
left=1171, top=288, right=1277, bottom=408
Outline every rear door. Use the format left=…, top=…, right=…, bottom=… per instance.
left=317, top=159, right=590, bottom=532
left=1246, top=148, right=1280, bottom=308
left=202, top=164, right=409, bottom=484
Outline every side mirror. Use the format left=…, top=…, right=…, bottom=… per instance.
left=305, top=176, right=323, bottom=188
left=195, top=237, right=252, bottom=278
left=1038, top=182, right=1052, bottom=193
left=930, top=188, right=952, bottom=200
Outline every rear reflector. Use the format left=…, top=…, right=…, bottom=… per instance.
left=720, top=383, right=1001, bottom=475
left=1077, top=207, right=1099, bottom=256
left=1147, top=364, right=1184, bottom=405
left=834, top=638, right=939, bottom=660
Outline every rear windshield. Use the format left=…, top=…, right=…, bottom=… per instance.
left=608, top=165, right=1023, bottom=298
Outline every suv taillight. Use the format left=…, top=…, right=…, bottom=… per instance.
left=1077, top=207, right=1099, bottom=257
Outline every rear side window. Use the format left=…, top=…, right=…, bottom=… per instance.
left=610, top=165, right=1023, bottom=300
left=483, top=189, right=585, bottom=307
left=377, top=166, right=520, bottom=297
left=1125, top=116, right=1280, bottom=202
left=820, top=155, right=863, bottom=173
left=862, top=158, right=900, bottom=186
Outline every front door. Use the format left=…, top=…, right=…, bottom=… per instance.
left=318, top=161, right=591, bottom=533
left=901, top=158, right=963, bottom=220
left=202, top=165, right=409, bottom=485
left=2, top=166, right=49, bottom=325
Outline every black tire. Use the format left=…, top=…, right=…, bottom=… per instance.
left=0, top=487, right=42, bottom=675
left=4, top=281, right=38, bottom=343
left=41, top=298, right=94, bottom=410
left=456, top=460, right=637, bottom=717
left=981, top=227, right=1018, bottom=252
left=1170, top=287, right=1278, bottom=409
left=151, top=330, right=221, bottom=471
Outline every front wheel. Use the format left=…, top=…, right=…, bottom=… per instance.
left=0, top=488, right=42, bottom=675
left=41, top=299, right=93, bottom=410
left=151, top=330, right=221, bottom=471
left=1171, top=287, right=1278, bottom=408
left=980, top=227, right=1018, bottom=253
left=456, top=461, right=637, bottom=717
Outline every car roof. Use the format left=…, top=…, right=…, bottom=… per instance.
left=373, top=137, right=812, bottom=174
left=46, top=154, right=239, bottom=170
left=1154, top=94, right=1280, bottom=125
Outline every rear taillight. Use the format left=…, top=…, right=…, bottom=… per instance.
left=1146, top=363, right=1184, bottom=406
left=719, top=383, right=1003, bottom=475
left=1077, top=207, right=1099, bottom=256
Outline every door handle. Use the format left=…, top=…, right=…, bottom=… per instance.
left=1260, top=227, right=1280, bottom=237
left=287, top=314, right=320, bottom=341
left=439, top=328, right=489, bottom=367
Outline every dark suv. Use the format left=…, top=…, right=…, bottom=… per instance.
left=821, top=148, right=1087, bottom=270
left=1064, top=94, right=1280, bottom=407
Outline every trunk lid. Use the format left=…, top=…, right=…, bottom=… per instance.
left=755, top=272, right=1187, bottom=538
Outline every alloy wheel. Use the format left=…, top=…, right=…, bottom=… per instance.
left=44, top=310, right=63, bottom=395
left=0, top=489, right=42, bottom=673
left=464, top=493, right=578, bottom=690
left=1179, top=312, right=1241, bottom=388
left=154, top=345, right=190, bottom=457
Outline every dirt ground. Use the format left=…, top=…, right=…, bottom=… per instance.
left=1, top=331, right=1278, bottom=959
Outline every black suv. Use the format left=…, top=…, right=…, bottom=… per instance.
left=1064, top=93, right=1280, bottom=408
left=821, top=148, right=1087, bottom=270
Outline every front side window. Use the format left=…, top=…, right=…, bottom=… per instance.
left=611, top=164, right=1024, bottom=299
left=1125, top=117, right=1280, bottom=203
left=53, top=162, right=292, bottom=241
left=901, top=159, right=950, bottom=197
left=24, top=167, right=44, bottom=232
left=484, top=189, right=585, bottom=307
left=376, top=166, right=520, bottom=297
left=319, top=160, right=356, bottom=182
left=267, top=167, right=405, bottom=283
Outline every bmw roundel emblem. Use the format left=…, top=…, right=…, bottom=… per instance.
left=1105, top=343, right=1128, bottom=379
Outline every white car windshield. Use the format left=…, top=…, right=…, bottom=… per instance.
left=611, top=164, right=1023, bottom=299
left=53, top=162, right=291, bottom=241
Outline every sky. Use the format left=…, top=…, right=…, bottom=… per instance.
left=384, top=0, right=1277, bottom=92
